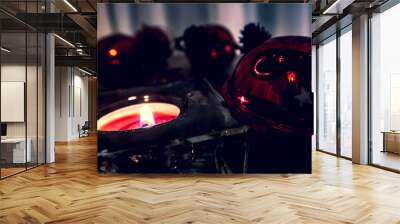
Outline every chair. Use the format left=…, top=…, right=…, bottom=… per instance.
left=79, top=121, right=90, bottom=138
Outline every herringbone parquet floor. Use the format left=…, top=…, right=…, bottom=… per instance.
left=1, top=135, right=400, bottom=224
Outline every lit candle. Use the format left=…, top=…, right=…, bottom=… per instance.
left=98, top=102, right=180, bottom=131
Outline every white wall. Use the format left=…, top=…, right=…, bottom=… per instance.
left=1, top=65, right=27, bottom=141
left=1, top=65, right=37, bottom=137
left=55, top=67, right=89, bottom=141
left=55, top=67, right=69, bottom=141
left=1, top=63, right=46, bottom=163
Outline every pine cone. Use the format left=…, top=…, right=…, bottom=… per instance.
left=239, top=23, right=271, bottom=54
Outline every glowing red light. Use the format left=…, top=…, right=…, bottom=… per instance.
left=287, top=71, right=297, bottom=83
left=237, top=95, right=249, bottom=104
left=108, top=48, right=118, bottom=57
left=224, top=45, right=233, bottom=53
left=277, top=55, right=284, bottom=63
left=111, top=59, right=120, bottom=65
left=253, top=56, right=271, bottom=76
left=210, top=49, right=218, bottom=58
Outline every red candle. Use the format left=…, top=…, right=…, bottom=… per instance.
left=98, top=102, right=180, bottom=131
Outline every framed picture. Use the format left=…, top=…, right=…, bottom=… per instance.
left=97, top=3, right=312, bottom=174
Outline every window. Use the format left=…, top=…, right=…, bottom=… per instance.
left=339, top=27, right=352, bottom=158
left=317, top=36, right=337, bottom=154
left=370, top=3, right=400, bottom=171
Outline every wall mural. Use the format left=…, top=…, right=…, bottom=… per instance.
left=97, top=3, right=313, bottom=174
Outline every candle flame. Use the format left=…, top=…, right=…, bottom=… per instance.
left=139, top=104, right=155, bottom=128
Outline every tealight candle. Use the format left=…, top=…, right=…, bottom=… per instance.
left=98, top=102, right=180, bottom=131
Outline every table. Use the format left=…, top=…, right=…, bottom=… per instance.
left=1, top=138, right=31, bottom=163
left=382, top=131, right=400, bottom=154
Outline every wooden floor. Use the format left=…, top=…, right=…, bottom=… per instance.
left=1, top=135, right=400, bottom=224
left=1, top=167, right=26, bottom=178
left=372, top=150, right=400, bottom=171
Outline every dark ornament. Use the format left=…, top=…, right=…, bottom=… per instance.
left=239, top=23, right=271, bottom=54
left=176, top=24, right=238, bottom=91
left=222, top=36, right=313, bottom=135
left=98, top=26, right=172, bottom=91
